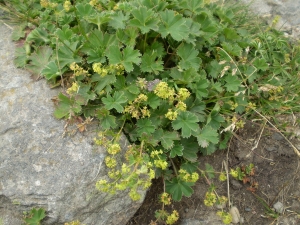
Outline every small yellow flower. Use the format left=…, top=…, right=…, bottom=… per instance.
left=154, top=159, right=168, bottom=170
left=129, top=188, right=141, bottom=201
left=141, top=106, right=150, bottom=118
left=64, top=1, right=72, bottom=12
left=105, top=156, right=117, bottom=168
left=204, top=192, right=217, bottom=207
left=40, top=0, right=49, bottom=8
left=107, top=143, right=121, bottom=155
left=160, top=192, right=171, bottom=205
left=177, top=88, right=190, bottom=101
left=230, top=169, right=238, bottom=179
left=165, top=109, right=178, bottom=120
left=166, top=210, right=179, bottom=225
left=175, top=101, right=187, bottom=111
left=66, top=82, right=79, bottom=95
left=219, top=172, right=227, bottom=181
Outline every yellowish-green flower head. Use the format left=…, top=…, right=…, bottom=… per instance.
left=165, top=109, right=178, bottom=120
left=64, top=1, right=71, bottom=12
left=166, top=210, right=179, bottom=225
left=177, top=88, right=190, bottom=101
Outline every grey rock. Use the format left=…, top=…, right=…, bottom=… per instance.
left=273, top=201, right=284, bottom=214
left=272, top=132, right=284, bottom=141
left=230, top=179, right=243, bottom=190
left=0, top=23, right=145, bottom=225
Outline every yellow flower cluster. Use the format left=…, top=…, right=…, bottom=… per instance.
left=64, top=220, right=84, bottom=225
left=154, top=159, right=168, bottom=170
left=230, top=168, right=238, bottom=179
left=175, top=101, right=187, bottom=111
left=66, top=82, right=79, bottom=95
left=124, top=94, right=150, bottom=119
left=105, top=156, right=117, bottom=168
left=136, top=78, right=147, bottom=89
left=89, top=0, right=102, bottom=10
left=129, top=188, right=141, bottom=201
left=219, top=172, right=227, bottom=181
left=70, top=62, right=89, bottom=77
left=153, top=82, right=190, bottom=120
left=96, top=142, right=155, bottom=201
left=216, top=211, right=232, bottom=224
left=40, top=0, right=57, bottom=8
left=179, top=169, right=199, bottom=183
left=204, top=191, right=217, bottom=207
left=166, top=210, right=179, bottom=225
left=107, top=143, right=121, bottom=155
left=160, top=192, right=171, bottom=205
left=165, top=109, right=178, bottom=120
left=63, top=1, right=71, bottom=12
left=154, top=82, right=175, bottom=100
left=92, top=63, right=124, bottom=77
left=177, top=88, right=190, bottom=101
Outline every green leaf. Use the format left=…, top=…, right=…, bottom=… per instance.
left=160, top=131, right=180, bottom=150
left=55, top=25, right=75, bottom=41
left=181, top=137, right=199, bottom=162
left=107, top=45, right=141, bottom=72
left=116, top=27, right=139, bottom=46
left=54, top=93, right=82, bottom=119
left=224, top=75, right=241, bottom=92
left=140, top=50, right=164, bottom=74
left=27, top=46, right=52, bottom=77
left=169, top=143, right=184, bottom=158
left=102, top=91, right=127, bottom=113
left=24, top=208, right=45, bottom=225
left=129, top=6, right=159, bottom=33
left=92, top=74, right=116, bottom=92
left=158, top=10, right=189, bottom=41
left=172, top=111, right=199, bottom=138
left=165, top=177, right=194, bottom=201
left=57, top=41, right=82, bottom=68
left=205, top=163, right=215, bottom=179
left=108, top=11, right=130, bottom=29
left=96, top=108, right=117, bottom=129
left=26, top=27, right=50, bottom=45
left=85, top=12, right=111, bottom=28
left=41, top=61, right=59, bottom=80
left=253, top=58, right=269, bottom=71
left=76, top=3, right=95, bottom=17
left=75, top=83, right=96, bottom=105
left=177, top=0, right=204, bottom=15
left=195, top=12, right=219, bottom=36
left=177, top=43, right=201, bottom=70
left=170, top=68, right=200, bottom=84
left=196, top=125, right=219, bottom=148
left=223, top=27, right=240, bottom=40
left=136, top=118, right=156, bottom=134
left=189, top=79, right=209, bottom=100
left=180, top=162, right=199, bottom=173
left=207, top=110, right=225, bottom=130
left=11, top=26, right=25, bottom=41
left=146, top=93, right=161, bottom=109
left=14, top=46, right=28, bottom=68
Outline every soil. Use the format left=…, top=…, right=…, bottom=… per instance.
left=126, top=117, right=300, bottom=225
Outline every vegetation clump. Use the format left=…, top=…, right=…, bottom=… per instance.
left=1, top=0, right=300, bottom=224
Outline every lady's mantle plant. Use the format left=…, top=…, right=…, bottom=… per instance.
left=2, top=0, right=300, bottom=223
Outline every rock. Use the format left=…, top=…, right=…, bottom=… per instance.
left=0, top=23, right=145, bottom=225
left=229, top=206, right=240, bottom=224
left=272, top=132, right=284, bottom=141
left=273, top=202, right=284, bottom=214
left=230, top=179, right=243, bottom=190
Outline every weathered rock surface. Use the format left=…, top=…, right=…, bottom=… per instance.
left=0, top=23, right=145, bottom=225
left=240, top=0, right=300, bottom=39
